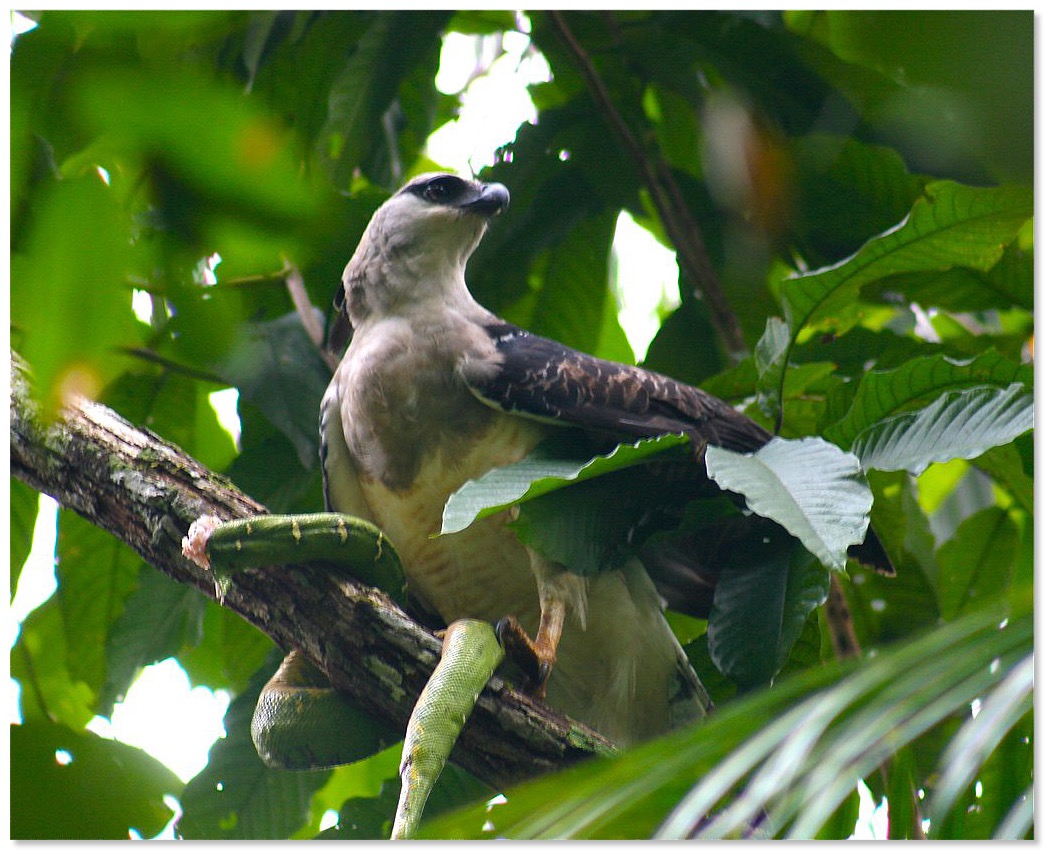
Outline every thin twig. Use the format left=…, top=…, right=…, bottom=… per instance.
left=545, top=11, right=747, bottom=358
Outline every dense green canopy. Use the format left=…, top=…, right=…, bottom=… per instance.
left=11, top=11, right=1032, bottom=840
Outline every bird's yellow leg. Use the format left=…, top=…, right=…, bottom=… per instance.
left=496, top=598, right=566, bottom=699
left=496, top=558, right=583, bottom=698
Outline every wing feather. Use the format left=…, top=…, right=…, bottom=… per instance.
left=465, top=321, right=772, bottom=453
left=464, top=321, right=894, bottom=579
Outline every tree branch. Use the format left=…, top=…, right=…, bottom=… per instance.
left=9, top=351, right=613, bottom=789
left=546, top=11, right=747, bottom=358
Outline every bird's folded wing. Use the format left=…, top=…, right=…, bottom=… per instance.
left=463, top=321, right=772, bottom=454
left=464, top=321, right=895, bottom=578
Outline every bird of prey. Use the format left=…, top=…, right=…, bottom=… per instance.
left=320, top=172, right=887, bottom=746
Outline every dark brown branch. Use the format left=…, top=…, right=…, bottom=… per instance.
left=546, top=11, right=747, bottom=358
left=824, top=574, right=861, bottom=660
left=9, top=351, right=613, bottom=789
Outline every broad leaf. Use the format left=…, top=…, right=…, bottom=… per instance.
left=529, top=209, right=634, bottom=363
left=13, top=722, right=182, bottom=839
left=11, top=478, right=40, bottom=597
left=441, top=432, right=688, bottom=535
left=852, top=383, right=1033, bottom=475
left=11, top=175, right=142, bottom=419
left=178, top=660, right=332, bottom=839
left=99, top=569, right=208, bottom=715
left=216, top=312, right=332, bottom=470
left=318, top=11, right=449, bottom=187
left=424, top=594, right=1029, bottom=839
left=12, top=599, right=96, bottom=729
left=707, top=534, right=827, bottom=688
left=825, top=350, right=1031, bottom=449
left=936, top=507, right=1019, bottom=621
left=56, top=511, right=143, bottom=697
left=753, top=316, right=790, bottom=425
left=705, top=438, right=872, bottom=570
left=783, top=181, right=1032, bottom=336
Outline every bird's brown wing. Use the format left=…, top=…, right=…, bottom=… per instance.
left=464, top=321, right=894, bottom=588
left=466, top=322, right=773, bottom=453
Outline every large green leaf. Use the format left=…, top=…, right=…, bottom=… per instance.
left=707, top=535, right=827, bottom=688
left=788, top=135, right=927, bottom=263
left=215, top=311, right=331, bottom=470
left=705, top=438, right=872, bottom=570
left=11, top=479, right=40, bottom=597
left=55, top=511, right=143, bottom=697
left=318, top=11, right=449, bottom=187
left=11, top=175, right=142, bottom=419
left=178, top=660, right=332, bottom=839
left=528, top=209, right=634, bottom=363
left=12, top=599, right=96, bottom=730
left=852, top=383, right=1033, bottom=475
left=936, top=507, right=1020, bottom=622
left=423, top=593, right=1029, bottom=839
left=98, top=569, right=207, bottom=716
left=12, top=722, right=182, bottom=839
left=782, top=182, right=1032, bottom=337
left=441, top=432, right=688, bottom=535
left=824, top=350, right=1031, bottom=449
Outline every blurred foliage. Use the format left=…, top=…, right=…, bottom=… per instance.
left=10, top=10, right=1032, bottom=840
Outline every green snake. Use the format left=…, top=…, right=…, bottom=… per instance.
left=182, top=512, right=504, bottom=840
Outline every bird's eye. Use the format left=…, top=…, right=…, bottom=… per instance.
left=422, top=177, right=462, bottom=203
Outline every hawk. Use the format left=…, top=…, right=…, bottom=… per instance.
left=320, top=172, right=887, bottom=746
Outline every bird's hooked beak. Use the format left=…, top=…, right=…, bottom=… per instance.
left=461, top=182, right=510, bottom=218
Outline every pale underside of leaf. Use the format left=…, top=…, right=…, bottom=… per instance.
left=852, top=383, right=1033, bottom=475
left=440, top=432, right=688, bottom=535
left=705, top=437, right=871, bottom=570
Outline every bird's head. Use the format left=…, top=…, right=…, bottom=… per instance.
left=341, top=173, right=509, bottom=324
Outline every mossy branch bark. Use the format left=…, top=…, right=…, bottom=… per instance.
left=9, top=351, right=613, bottom=789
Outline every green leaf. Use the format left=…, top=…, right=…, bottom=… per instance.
left=511, top=468, right=652, bottom=576
left=972, top=442, right=1034, bottom=514
left=56, top=511, right=143, bottom=696
left=825, top=350, right=1031, bottom=449
left=441, top=432, right=688, bottom=535
left=753, top=316, right=790, bottom=425
left=863, top=240, right=1033, bottom=314
left=227, top=404, right=325, bottom=513
left=99, top=569, right=208, bottom=716
left=446, top=10, right=518, bottom=35
left=12, top=722, right=182, bottom=839
left=11, top=174, right=141, bottom=419
left=74, top=66, right=317, bottom=224
left=783, top=182, right=1032, bottom=336
left=424, top=594, right=1029, bottom=839
left=788, top=135, right=927, bottom=262
left=216, top=311, right=332, bottom=470
left=319, top=11, right=449, bottom=187
left=11, top=479, right=40, bottom=597
left=531, top=210, right=634, bottom=363
left=852, top=383, right=1033, bottom=475
left=178, top=660, right=332, bottom=839
left=178, top=602, right=276, bottom=695
left=705, top=438, right=872, bottom=570
left=707, top=536, right=827, bottom=688
left=936, top=507, right=1019, bottom=621
left=12, top=599, right=96, bottom=729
